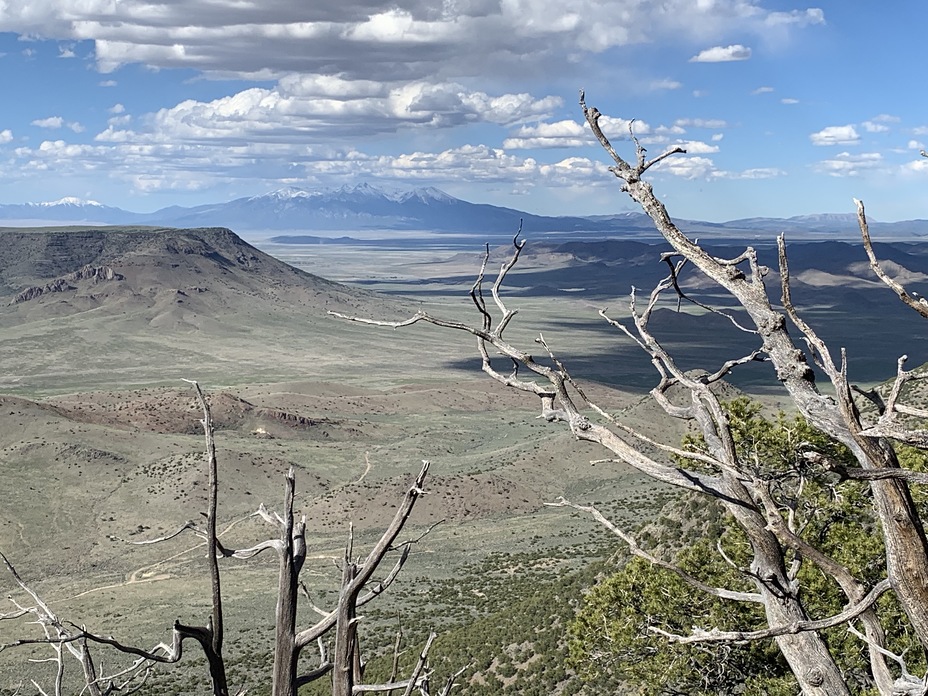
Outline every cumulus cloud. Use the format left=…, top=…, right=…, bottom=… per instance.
left=653, top=155, right=719, bottom=179
left=809, top=125, right=859, bottom=146
left=95, top=80, right=561, bottom=148
left=0, top=129, right=12, bottom=143
left=676, top=140, right=720, bottom=154
left=502, top=120, right=589, bottom=149
left=32, top=116, right=64, bottom=129
left=751, top=86, right=774, bottom=95
left=814, top=151, right=882, bottom=176
left=0, top=0, right=826, bottom=82
left=859, top=115, right=898, bottom=133
left=502, top=116, right=660, bottom=149
left=903, top=158, right=928, bottom=174
left=690, top=44, right=752, bottom=62
left=0, top=1, right=829, bottom=198
left=781, top=98, right=799, bottom=104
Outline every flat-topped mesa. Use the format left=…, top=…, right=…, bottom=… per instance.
left=0, top=226, right=353, bottom=308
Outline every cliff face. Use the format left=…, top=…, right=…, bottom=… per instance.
left=10, top=265, right=123, bottom=305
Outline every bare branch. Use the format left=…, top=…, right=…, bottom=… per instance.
left=129, top=521, right=199, bottom=545
left=651, top=579, right=892, bottom=644
left=546, top=498, right=762, bottom=603
left=856, top=198, right=928, bottom=319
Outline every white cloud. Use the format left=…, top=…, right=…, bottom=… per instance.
left=675, top=118, right=729, bottom=129
left=908, top=140, right=925, bottom=150
left=109, top=103, right=126, bottom=115
left=781, top=98, right=799, bottom=104
left=653, top=155, right=718, bottom=179
left=0, top=1, right=825, bottom=81
left=654, top=125, right=686, bottom=135
left=862, top=121, right=890, bottom=133
left=809, top=125, right=859, bottom=146
left=751, top=86, right=774, bottom=95
left=676, top=140, right=720, bottom=154
left=58, top=44, right=75, bottom=58
left=711, top=133, right=724, bottom=142
left=814, top=151, right=882, bottom=176
left=903, top=158, right=928, bottom=174
left=0, top=129, right=12, bottom=143
left=649, top=78, right=682, bottom=91
left=690, top=44, right=752, bottom=63
left=0, top=1, right=831, bottom=200
left=765, top=8, right=825, bottom=27
left=32, top=116, right=64, bottom=129
left=502, top=120, right=588, bottom=149
left=95, top=80, right=561, bottom=147
left=726, top=167, right=786, bottom=179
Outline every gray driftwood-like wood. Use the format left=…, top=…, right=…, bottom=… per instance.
left=330, top=96, right=928, bottom=695
left=579, top=94, right=928, bottom=685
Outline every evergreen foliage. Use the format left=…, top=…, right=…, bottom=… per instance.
left=568, top=398, right=928, bottom=694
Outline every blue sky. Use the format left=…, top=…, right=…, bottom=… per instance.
left=0, top=1, right=926, bottom=221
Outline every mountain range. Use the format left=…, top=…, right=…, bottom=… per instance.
left=3, top=184, right=928, bottom=240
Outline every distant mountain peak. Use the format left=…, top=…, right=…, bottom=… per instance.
left=38, top=197, right=104, bottom=208
left=250, top=187, right=312, bottom=202
left=398, top=186, right=458, bottom=204
left=336, top=182, right=394, bottom=198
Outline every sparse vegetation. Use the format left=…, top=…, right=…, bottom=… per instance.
left=4, top=130, right=928, bottom=693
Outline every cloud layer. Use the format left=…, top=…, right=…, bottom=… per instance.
left=13, top=1, right=927, bottom=223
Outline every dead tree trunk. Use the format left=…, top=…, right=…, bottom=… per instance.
left=270, top=470, right=304, bottom=696
left=580, top=94, right=928, bottom=656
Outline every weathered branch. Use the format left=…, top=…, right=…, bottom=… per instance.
left=651, top=579, right=892, bottom=644
left=295, top=461, right=431, bottom=650
left=546, top=498, right=762, bottom=603
left=856, top=199, right=928, bottom=319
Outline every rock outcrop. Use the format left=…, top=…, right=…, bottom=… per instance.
left=10, top=264, right=123, bottom=305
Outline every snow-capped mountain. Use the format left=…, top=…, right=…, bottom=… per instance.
left=1, top=184, right=927, bottom=238
left=0, top=197, right=137, bottom=224
left=38, top=196, right=104, bottom=207
left=129, top=183, right=604, bottom=233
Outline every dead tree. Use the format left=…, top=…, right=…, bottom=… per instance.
left=576, top=94, right=928, bottom=672
left=330, top=251, right=866, bottom=694
left=329, top=97, right=928, bottom=694
left=1, top=383, right=452, bottom=696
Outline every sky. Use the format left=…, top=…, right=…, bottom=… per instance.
left=0, top=1, right=926, bottom=222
